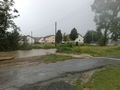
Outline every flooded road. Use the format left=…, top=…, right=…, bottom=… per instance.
left=0, top=57, right=120, bottom=90
left=0, top=49, right=56, bottom=58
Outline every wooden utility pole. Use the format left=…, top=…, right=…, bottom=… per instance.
left=55, top=22, right=57, bottom=47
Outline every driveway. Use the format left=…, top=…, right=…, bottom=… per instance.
left=0, top=56, right=120, bottom=90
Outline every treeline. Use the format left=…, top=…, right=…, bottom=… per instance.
left=0, top=0, right=120, bottom=51
left=0, top=0, right=21, bottom=51
left=56, top=0, right=120, bottom=46
left=85, top=0, right=120, bottom=46
left=55, top=28, right=79, bottom=44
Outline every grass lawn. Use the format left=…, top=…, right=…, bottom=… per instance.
left=40, top=54, right=73, bottom=63
left=32, top=44, right=55, bottom=49
left=74, top=66, right=120, bottom=90
left=57, top=45, right=120, bottom=56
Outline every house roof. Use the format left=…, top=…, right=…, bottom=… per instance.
left=44, top=35, right=55, bottom=38
left=33, top=37, right=43, bottom=41
left=78, top=33, right=83, bottom=38
left=26, top=35, right=35, bottom=39
left=66, top=33, right=83, bottom=38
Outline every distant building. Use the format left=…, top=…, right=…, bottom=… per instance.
left=20, top=35, right=35, bottom=44
left=34, top=37, right=45, bottom=44
left=44, top=35, right=55, bottom=43
left=75, top=34, right=84, bottom=43
left=108, top=39, right=120, bottom=45
left=63, top=34, right=84, bottom=44
left=26, top=35, right=35, bottom=44
left=38, top=37, right=45, bottom=43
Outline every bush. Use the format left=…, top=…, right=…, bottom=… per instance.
left=32, top=44, right=55, bottom=49
left=20, top=44, right=32, bottom=50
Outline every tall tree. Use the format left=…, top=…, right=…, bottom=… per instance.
left=56, top=30, right=62, bottom=44
left=7, top=29, right=21, bottom=50
left=70, top=28, right=78, bottom=41
left=84, top=30, right=100, bottom=44
left=0, top=0, right=20, bottom=51
left=110, top=18, right=120, bottom=41
left=92, top=0, right=120, bottom=45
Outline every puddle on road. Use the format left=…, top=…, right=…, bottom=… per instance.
left=0, top=49, right=56, bottom=58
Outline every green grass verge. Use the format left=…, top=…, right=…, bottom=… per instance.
left=32, top=44, right=55, bottom=49
left=57, top=45, right=120, bottom=56
left=74, top=66, right=120, bottom=90
left=41, top=54, right=73, bottom=63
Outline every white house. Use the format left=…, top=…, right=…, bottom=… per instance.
left=44, top=35, right=55, bottom=43
left=108, top=39, right=120, bottom=45
left=19, top=35, right=35, bottom=44
left=33, top=35, right=55, bottom=44
left=38, top=37, right=45, bottom=43
left=75, top=34, right=84, bottom=43
left=26, top=35, right=35, bottom=44
left=34, top=37, right=45, bottom=44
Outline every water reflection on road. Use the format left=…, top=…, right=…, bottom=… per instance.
left=0, top=49, right=56, bottom=58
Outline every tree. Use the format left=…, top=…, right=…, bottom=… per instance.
left=110, top=18, right=120, bottom=41
left=70, top=28, right=78, bottom=41
left=92, top=0, right=120, bottom=45
left=56, top=30, right=62, bottom=44
left=63, top=33, right=69, bottom=42
left=84, top=30, right=100, bottom=44
left=8, top=30, right=21, bottom=50
left=0, top=0, right=20, bottom=51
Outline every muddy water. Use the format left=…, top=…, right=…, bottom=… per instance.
left=0, top=49, right=56, bottom=58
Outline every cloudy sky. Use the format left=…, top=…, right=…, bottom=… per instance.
left=14, top=0, right=96, bottom=37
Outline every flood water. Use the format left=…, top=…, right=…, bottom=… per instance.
left=0, top=49, right=56, bottom=58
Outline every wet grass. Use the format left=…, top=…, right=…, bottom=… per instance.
left=74, top=66, right=120, bottom=90
left=41, top=54, right=73, bottom=63
left=32, top=44, right=55, bottom=49
left=57, top=45, right=120, bottom=56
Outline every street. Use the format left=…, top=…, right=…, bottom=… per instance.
left=0, top=56, right=120, bottom=90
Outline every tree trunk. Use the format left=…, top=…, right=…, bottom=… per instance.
left=103, top=29, right=108, bottom=46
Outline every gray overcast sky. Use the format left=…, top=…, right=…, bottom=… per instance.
left=14, top=0, right=96, bottom=37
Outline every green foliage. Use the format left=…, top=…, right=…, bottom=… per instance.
left=97, top=36, right=108, bottom=46
left=0, top=29, right=21, bottom=51
left=110, top=18, right=120, bottom=41
left=73, top=81, right=83, bottom=90
left=70, top=28, right=78, bottom=41
left=85, top=66, right=120, bottom=90
left=92, top=0, right=120, bottom=46
left=0, top=0, right=20, bottom=51
left=63, top=33, right=69, bottom=42
left=57, top=43, right=74, bottom=53
left=57, top=45, right=120, bottom=56
left=32, top=44, right=55, bottom=49
left=56, top=30, right=62, bottom=44
left=20, top=44, right=32, bottom=50
left=7, top=30, right=21, bottom=50
left=84, top=30, right=100, bottom=44
left=41, top=54, right=73, bottom=63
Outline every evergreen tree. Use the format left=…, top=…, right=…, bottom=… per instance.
left=56, top=30, right=62, bottom=44
left=84, top=30, right=100, bottom=44
left=70, top=28, right=78, bottom=41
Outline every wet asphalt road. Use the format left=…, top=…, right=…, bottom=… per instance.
left=0, top=57, right=120, bottom=90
